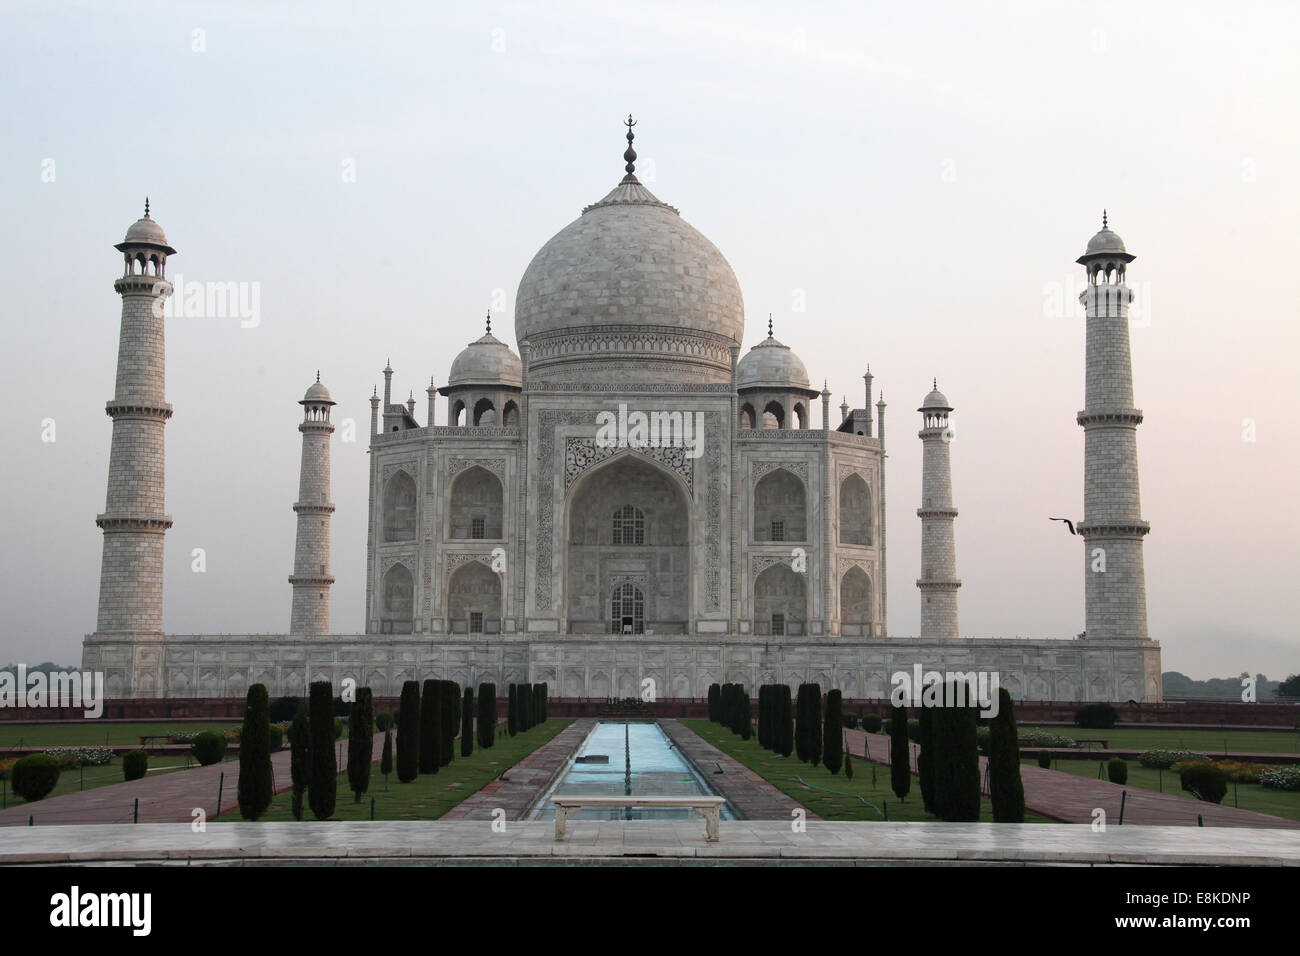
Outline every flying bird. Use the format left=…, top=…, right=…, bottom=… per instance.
left=1049, top=517, right=1077, bottom=535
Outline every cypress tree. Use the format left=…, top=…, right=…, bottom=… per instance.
left=918, top=703, right=935, bottom=812
left=987, top=687, right=1025, bottom=823
left=507, top=684, right=517, bottom=736
left=238, top=683, right=273, bottom=820
left=534, top=684, right=545, bottom=725
left=757, top=686, right=769, bottom=749
left=739, top=688, right=752, bottom=740
left=822, top=689, right=843, bottom=775
left=707, top=683, right=720, bottom=722
left=932, top=680, right=981, bottom=822
left=380, top=728, right=392, bottom=789
left=889, top=703, right=911, bottom=800
left=308, top=680, right=337, bottom=820
left=419, top=679, right=441, bottom=774
left=777, top=684, right=794, bottom=757
left=808, top=683, right=823, bottom=767
left=289, top=700, right=309, bottom=820
left=347, top=687, right=374, bottom=802
left=440, top=681, right=457, bottom=765
left=540, top=682, right=549, bottom=721
left=795, top=685, right=809, bottom=761
left=461, top=686, right=475, bottom=758
left=396, top=680, right=420, bottom=783
left=477, top=683, right=495, bottom=748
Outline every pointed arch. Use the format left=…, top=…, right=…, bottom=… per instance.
left=754, top=562, right=806, bottom=636
left=382, top=470, right=417, bottom=542
left=753, top=467, right=806, bottom=541
left=381, top=563, right=414, bottom=633
left=839, top=565, right=873, bottom=636
left=449, top=465, right=503, bottom=539
left=838, top=472, right=873, bottom=546
left=448, top=560, right=500, bottom=634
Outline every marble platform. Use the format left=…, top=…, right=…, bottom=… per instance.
left=2, top=821, right=1297, bottom=865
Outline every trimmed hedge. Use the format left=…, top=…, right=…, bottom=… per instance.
left=11, top=754, right=60, bottom=802
left=1139, top=749, right=1208, bottom=770
left=861, top=713, right=883, bottom=734
left=1037, top=749, right=1052, bottom=769
left=123, top=749, right=148, bottom=782
left=1107, top=758, right=1128, bottom=785
left=191, top=731, right=227, bottom=767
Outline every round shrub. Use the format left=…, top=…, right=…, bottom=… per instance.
left=376, top=712, right=394, bottom=732
left=976, top=727, right=991, bottom=754
left=1037, top=750, right=1052, bottom=769
left=123, top=750, right=149, bottom=781
left=1107, top=758, right=1128, bottom=785
left=861, top=714, right=883, bottom=734
left=842, top=713, right=858, bottom=730
left=268, top=724, right=284, bottom=752
left=191, top=730, right=227, bottom=766
left=1074, top=702, right=1118, bottom=730
left=1180, top=763, right=1228, bottom=804
left=334, top=718, right=346, bottom=740
left=11, top=754, right=61, bottom=801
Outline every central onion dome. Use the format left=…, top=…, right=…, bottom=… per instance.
left=514, top=117, right=745, bottom=384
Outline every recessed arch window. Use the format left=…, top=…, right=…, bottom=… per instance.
left=611, top=583, right=645, bottom=634
left=612, top=504, right=645, bottom=545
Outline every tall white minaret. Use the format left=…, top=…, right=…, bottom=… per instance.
left=95, top=201, right=175, bottom=637
left=1076, top=213, right=1149, bottom=642
left=917, top=381, right=960, bottom=639
left=288, top=372, right=336, bottom=634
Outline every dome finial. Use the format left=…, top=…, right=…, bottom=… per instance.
left=144, top=196, right=150, bottom=219
left=623, top=114, right=638, bottom=177
left=933, top=376, right=937, bottom=390
left=316, top=369, right=320, bottom=384
left=485, top=310, right=491, bottom=335
left=767, top=313, right=773, bottom=337
left=1102, top=208, right=1108, bottom=230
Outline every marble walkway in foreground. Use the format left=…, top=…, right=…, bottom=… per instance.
left=1, top=820, right=1297, bottom=865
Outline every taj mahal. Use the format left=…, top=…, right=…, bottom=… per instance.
left=81, top=119, right=1163, bottom=702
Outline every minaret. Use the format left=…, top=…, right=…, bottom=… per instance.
left=1076, top=213, right=1149, bottom=641
left=916, top=381, right=960, bottom=639
left=862, top=366, right=874, bottom=437
left=95, top=201, right=175, bottom=636
left=426, top=377, right=437, bottom=427
left=820, top=381, right=831, bottom=429
left=288, top=372, right=336, bottom=634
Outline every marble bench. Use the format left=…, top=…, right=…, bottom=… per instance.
left=550, top=795, right=727, bottom=842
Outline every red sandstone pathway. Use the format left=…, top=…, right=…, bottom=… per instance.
left=0, top=733, right=386, bottom=827
left=846, top=728, right=1300, bottom=829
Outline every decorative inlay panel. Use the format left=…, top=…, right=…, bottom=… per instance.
left=752, top=460, right=808, bottom=484
left=448, top=457, right=506, bottom=483
left=564, top=438, right=694, bottom=494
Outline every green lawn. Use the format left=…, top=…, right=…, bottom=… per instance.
left=1019, top=725, right=1300, bottom=755
left=0, top=721, right=241, bottom=749
left=217, top=719, right=572, bottom=822
left=1037, top=757, right=1300, bottom=823
left=682, top=720, right=1052, bottom=823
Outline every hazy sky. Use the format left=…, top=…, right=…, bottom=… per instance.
left=2, top=1, right=1296, bottom=680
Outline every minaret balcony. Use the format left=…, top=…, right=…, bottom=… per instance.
left=1077, top=407, right=1143, bottom=427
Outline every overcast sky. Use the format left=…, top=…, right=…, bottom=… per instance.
left=2, top=1, right=1296, bottom=680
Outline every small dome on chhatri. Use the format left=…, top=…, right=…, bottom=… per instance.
left=736, top=316, right=812, bottom=390
left=921, top=379, right=951, bottom=410
left=447, top=315, right=523, bottom=389
left=302, top=371, right=334, bottom=405
left=1080, top=210, right=1131, bottom=259
left=119, top=198, right=174, bottom=251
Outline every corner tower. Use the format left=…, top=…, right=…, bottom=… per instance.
left=917, top=382, right=959, bottom=639
left=94, top=202, right=175, bottom=636
left=1076, top=214, right=1149, bottom=641
left=289, top=373, right=336, bottom=634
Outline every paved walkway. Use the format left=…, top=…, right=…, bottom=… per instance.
left=846, top=728, right=1300, bottom=829
left=2, top=820, right=1296, bottom=865
left=442, top=719, right=592, bottom=821
left=0, top=734, right=384, bottom=826
left=659, top=719, right=817, bottom=820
